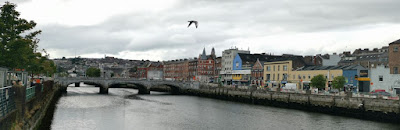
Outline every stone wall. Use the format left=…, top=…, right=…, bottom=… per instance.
left=0, top=81, right=60, bottom=130
left=183, top=87, right=400, bottom=123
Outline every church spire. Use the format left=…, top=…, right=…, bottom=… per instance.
left=201, top=47, right=207, bottom=60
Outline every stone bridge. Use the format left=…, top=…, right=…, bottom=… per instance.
left=54, top=77, right=201, bottom=94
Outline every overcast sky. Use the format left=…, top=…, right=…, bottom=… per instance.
left=3, top=0, right=400, bottom=60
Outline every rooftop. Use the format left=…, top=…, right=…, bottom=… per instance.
left=300, top=65, right=366, bottom=71
left=389, top=39, right=400, bottom=45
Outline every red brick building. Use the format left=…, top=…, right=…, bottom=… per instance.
left=197, top=48, right=216, bottom=82
left=188, top=59, right=198, bottom=81
left=136, top=62, right=163, bottom=79
left=137, top=66, right=148, bottom=79
left=163, top=59, right=189, bottom=81
left=389, top=39, right=400, bottom=74
left=251, top=59, right=264, bottom=86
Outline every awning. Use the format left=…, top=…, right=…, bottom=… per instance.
left=302, top=81, right=311, bottom=83
left=356, top=77, right=370, bottom=81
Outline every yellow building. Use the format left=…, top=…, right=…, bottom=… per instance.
left=264, top=60, right=345, bottom=90
left=263, top=60, right=294, bottom=88
left=290, top=68, right=343, bottom=90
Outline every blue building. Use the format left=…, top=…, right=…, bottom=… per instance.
left=341, top=65, right=369, bottom=92
left=232, top=54, right=243, bottom=70
left=232, top=53, right=292, bottom=86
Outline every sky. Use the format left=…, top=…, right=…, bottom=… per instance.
left=2, top=0, right=400, bottom=61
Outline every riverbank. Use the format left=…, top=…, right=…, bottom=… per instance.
left=0, top=81, right=61, bottom=130
left=35, top=84, right=63, bottom=130
left=181, top=87, right=400, bottom=124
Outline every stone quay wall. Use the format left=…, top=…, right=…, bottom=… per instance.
left=182, top=85, right=400, bottom=123
left=0, top=81, right=61, bottom=130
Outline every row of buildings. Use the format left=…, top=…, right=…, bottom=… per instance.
left=136, top=48, right=221, bottom=82
left=52, top=39, right=400, bottom=93
left=134, top=39, right=400, bottom=93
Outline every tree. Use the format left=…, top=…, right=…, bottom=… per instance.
left=0, top=2, right=42, bottom=69
left=86, top=67, right=101, bottom=77
left=0, top=2, right=56, bottom=77
left=332, top=76, right=346, bottom=90
left=310, top=74, right=327, bottom=89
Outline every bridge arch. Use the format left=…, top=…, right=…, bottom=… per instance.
left=55, top=77, right=189, bottom=95
left=108, top=82, right=151, bottom=94
left=151, top=83, right=181, bottom=95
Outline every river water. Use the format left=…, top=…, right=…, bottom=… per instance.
left=51, top=84, right=400, bottom=130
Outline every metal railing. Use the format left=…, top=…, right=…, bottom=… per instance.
left=0, top=86, right=16, bottom=118
left=26, top=86, right=36, bottom=101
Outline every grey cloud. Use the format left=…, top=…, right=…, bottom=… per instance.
left=33, top=0, right=400, bottom=59
left=38, top=24, right=131, bottom=55
left=0, top=0, right=31, bottom=4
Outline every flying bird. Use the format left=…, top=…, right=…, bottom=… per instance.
left=187, top=20, right=198, bottom=28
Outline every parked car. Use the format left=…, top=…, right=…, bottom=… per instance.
left=370, top=89, right=386, bottom=94
left=329, top=89, right=339, bottom=94
left=371, top=91, right=391, bottom=96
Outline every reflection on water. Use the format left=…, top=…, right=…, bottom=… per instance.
left=51, top=84, right=400, bottom=130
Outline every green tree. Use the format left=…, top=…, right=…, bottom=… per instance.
left=332, top=76, right=346, bottom=90
left=310, top=74, right=327, bottom=89
left=0, top=2, right=41, bottom=69
left=86, top=67, right=101, bottom=77
left=0, top=2, right=56, bottom=76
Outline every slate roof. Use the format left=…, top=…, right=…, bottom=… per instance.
left=389, top=39, right=400, bottom=45
left=103, top=67, right=125, bottom=74
left=200, top=48, right=207, bottom=60
left=300, top=65, right=366, bottom=71
left=237, top=54, right=304, bottom=63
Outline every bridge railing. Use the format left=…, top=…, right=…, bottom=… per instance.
left=26, top=86, right=36, bottom=101
left=0, top=86, right=16, bottom=118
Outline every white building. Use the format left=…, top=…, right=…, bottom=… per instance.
left=147, top=70, right=163, bottom=80
left=370, top=65, right=400, bottom=94
left=320, top=53, right=341, bottom=66
left=220, top=47, right=250, bottom=85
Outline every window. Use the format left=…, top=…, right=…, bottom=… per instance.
left=303, top=75, right=305, bottom=79
left=394, top=46, right=399, bottom=52
left=277, top=74, right=280, bottom=80
left=308, top=75, right=311, bottom=79
left=298, top=75, right=301, bottom=79
left=273, top=74, right=275, bottom=80
left=267, top=66, right=271, bottom=71
left=273, top=65, right=275, bottom=71
left=379, top=75, right=383, bottom=81
left=395, top=67, right=399, bottom=74
left=283, top=65, right=287, bottom=71
left=278, top=65, right=280, bottom=71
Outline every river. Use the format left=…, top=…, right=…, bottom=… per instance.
left=50, top=84, right=400, bottom=130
